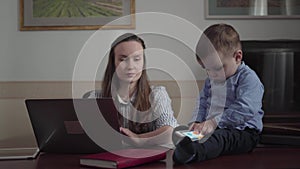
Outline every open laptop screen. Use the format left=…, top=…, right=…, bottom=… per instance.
left=25, top=98, right=122, bottom=154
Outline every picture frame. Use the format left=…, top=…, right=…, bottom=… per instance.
left=20, top=0, right=135, bottom=31
left=205, top=0, right=300, bottom=19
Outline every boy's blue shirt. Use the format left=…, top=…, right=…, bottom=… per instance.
left=191, top=61, right=264, bottom=132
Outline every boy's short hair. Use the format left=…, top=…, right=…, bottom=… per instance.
left=196, top=24, right=241, bottom=59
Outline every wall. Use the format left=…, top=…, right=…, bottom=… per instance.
left=0, top=0, right=299, bottom=149
left=1, top=0, right=300, bottom=81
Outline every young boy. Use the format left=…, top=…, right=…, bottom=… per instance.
left=173, top=23, right=264, bottom=164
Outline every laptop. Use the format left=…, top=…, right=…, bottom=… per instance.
left=21, top=98, right=122, bottom=158
left=0, top=147, right=40, bottom=160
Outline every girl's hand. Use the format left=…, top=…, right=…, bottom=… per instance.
left=120, top=127, right=138, bottom=138
left=120, top=127, right=146, bottom=147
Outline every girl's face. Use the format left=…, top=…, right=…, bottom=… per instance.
left=114, top=41, right=144, bottom=84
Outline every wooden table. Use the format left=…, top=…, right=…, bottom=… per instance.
left=1, top=147, right=300, bottom=169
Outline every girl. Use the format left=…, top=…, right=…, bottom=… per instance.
left=86, top=33, right=178, bottom=147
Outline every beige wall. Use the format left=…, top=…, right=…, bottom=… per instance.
left=0, top=80, right=204, bottom=149
left=2, top=0, right=298, bottom=151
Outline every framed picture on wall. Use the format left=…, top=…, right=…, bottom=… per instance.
left=205, top=0, right=300, bottom=19
left=20, top=0, right=135, bottom=31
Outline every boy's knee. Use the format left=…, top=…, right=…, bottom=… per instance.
left=173, top=136, right=196, bottom=164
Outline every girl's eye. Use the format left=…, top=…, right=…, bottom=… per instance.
left=120, top=57, right=127, bottom=61
left=134, top=57, right=141, bottom=61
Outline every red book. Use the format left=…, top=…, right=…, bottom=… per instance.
left=80, top=148, right=167, bottom=169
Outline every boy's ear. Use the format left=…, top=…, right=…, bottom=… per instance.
left=234, top=50, right=243, bottom=62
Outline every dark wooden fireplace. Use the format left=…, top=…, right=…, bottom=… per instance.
left=242, top=40, right=300, bottom=146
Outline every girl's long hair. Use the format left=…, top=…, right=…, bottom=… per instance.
left=101, top=33, right=151, bottom=112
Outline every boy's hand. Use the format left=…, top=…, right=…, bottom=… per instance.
left=189, top=119, right=217, bottom=135
left=189, top=122, right=204, bottom=133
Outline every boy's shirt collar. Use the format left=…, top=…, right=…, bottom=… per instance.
left=227, top=61, right=245, bottom=80
left=236, top=61, right=245, bottom=73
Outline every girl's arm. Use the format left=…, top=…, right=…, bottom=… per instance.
left=120, top=125, right=173, bottom=147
